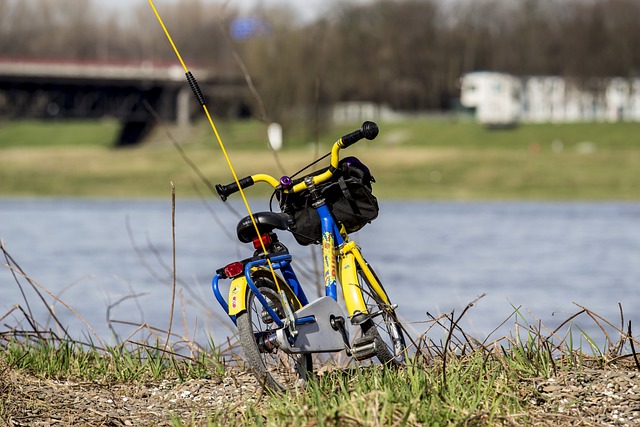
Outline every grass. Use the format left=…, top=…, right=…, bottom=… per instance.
left=1, top=117, right=640, bottom=199
left=3, top=303, right=637, bottom=426
left=1, top=335, right=224, bottom=383
left=0, top=118, right=120, bottom=148
left=257, top=354, right=527, bottom=425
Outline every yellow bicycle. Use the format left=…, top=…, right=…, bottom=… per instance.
left=212, top=121, right=406, bottom=392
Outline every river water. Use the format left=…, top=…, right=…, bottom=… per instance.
left=2, top=198, right=639, bottom=350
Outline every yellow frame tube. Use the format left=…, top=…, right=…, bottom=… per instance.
left=341, top=241, right=391, bottom=308
left=338, top=241, right=392, bottom=319
left=338, top=252, right=367, bottom=316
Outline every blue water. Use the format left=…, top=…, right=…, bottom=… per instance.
left=1, top=198, right=639, bottom=350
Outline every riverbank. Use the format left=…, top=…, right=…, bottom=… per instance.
left=5, top=364, right=640, bottom=426
left=2, top=339, right=639, bottom=426
left=2, top=242, right=638, bottom=426
left=2, top=118, right=640, bottom=200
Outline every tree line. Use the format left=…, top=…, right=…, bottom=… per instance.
left=2, top=0, right=639, bottom=125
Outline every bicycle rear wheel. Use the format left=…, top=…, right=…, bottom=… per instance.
left=357, top=261, right=406, bottom=365
left=236, top=271, right=312, bottom=392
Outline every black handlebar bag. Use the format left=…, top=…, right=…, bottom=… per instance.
left=279, top=157, right=379, bottom=245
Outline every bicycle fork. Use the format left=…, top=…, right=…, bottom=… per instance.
left=336, top=240, right=397, bottom=360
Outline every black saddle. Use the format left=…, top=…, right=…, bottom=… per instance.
left=236, top=212, right=292, bottom=243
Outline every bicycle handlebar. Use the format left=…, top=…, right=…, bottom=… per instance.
left=215, top=121, right=379, bottom=201
left=215, top=176, right=255, bottom=202
left=338, top=120, right=379, bottom=148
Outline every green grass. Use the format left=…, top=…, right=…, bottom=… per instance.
left=0, top=333, right=564, bottom=426
left=0, top=119, right=121, bottom=148
left=1, top=118, right=640, bottom=200
left=376, top=118, right=640, bottom=149
left=251, top=354, right=528, bottom=426
left=1, top=335, right=225, bottom=383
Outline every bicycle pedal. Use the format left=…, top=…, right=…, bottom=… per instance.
left=349, top=335, right=377, bottom=361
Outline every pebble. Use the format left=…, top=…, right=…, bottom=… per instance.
left=536, top=366, right=640, bottom=426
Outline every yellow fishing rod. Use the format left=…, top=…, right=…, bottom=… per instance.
left=147, top=1, right=288, bottom=305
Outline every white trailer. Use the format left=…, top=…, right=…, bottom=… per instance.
left=460, top=71, right=522, bottom=127
left=461, top=71, right=640, bottom=124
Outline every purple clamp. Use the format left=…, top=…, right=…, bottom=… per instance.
left=280, top=176, right=292, bottom=189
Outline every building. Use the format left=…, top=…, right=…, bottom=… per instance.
left=460, top=71, right=522, bottom=127
left=460, top=71, right=640, bottom=126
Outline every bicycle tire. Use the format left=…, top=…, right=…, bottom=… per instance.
left=357, top=261, right=406, bottom=366
left=236, top=270, right=312, bottom=392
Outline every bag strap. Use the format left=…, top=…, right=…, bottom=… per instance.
left=338, top=176, right=361, bottom=216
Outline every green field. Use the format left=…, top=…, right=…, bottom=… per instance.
left=1, top=118, right=640, bottom=200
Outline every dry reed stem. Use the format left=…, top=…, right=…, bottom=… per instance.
left=3, top=264, right=105, bottom=350
left=163, top=182, right=177, bottom=356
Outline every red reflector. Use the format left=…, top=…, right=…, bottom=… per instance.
left=252, top=233, right=272, bottom=249
left=224, top=262, right=244, bottom=278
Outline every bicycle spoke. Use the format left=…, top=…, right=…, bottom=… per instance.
left=356, top=264, right=406, bottom=365
left=236, top=274, right=312, bottom=392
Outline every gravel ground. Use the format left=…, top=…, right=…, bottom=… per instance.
left=530, top=364, right=640, bottom=426
left=1, top=366, right=262, bottom=426
left=2, top=362, right=639, bottom=426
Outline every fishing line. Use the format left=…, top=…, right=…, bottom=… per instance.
left=147, top=0, right=282, bottom=293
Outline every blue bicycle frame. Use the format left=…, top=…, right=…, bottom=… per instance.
left=211, top=202, right=343, bottom=327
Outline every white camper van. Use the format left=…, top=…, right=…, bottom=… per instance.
left=460, top=72, right=523, bottom=126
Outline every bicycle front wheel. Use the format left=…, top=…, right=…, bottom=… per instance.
left=236, top=271, right=312, bottom=392
left=357, top=261, right=406, bottom=366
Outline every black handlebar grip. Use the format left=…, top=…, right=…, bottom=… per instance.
left=340, top=121, right=379, bottom=148
left=215, top=176, right=254, bottom=201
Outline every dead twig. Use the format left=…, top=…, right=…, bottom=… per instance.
left=4, top=264, right=105, bottom=350
left=163, top=183, right=178, bottom=356
left=628, top=321, right=640, bottom=371
left=2, top=243, right=68, bottom=341
left=106, top=292, right=150, bottom=344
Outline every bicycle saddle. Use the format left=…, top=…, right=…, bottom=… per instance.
left=236, top=212, right=292, bottom=243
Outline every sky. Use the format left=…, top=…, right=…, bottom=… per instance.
left=101, top=0, right=360, bottom=23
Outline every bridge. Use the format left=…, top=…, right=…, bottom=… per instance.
left=0, top=58, right=250, bottom=145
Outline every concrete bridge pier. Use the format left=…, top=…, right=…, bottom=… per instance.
left=176, top=86, right=192, bottom=127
